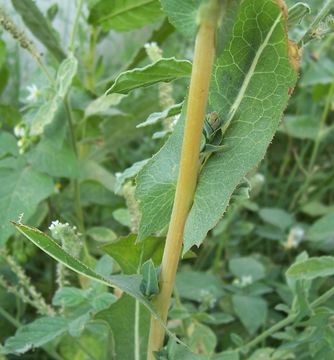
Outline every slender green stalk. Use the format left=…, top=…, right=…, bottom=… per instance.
left=308, top=80, right=334, bottom=172
left=290, top=79, right=334, bottom=209
left=146, top=2, right=222, bottom=358
left=240, top=285, right=334, bottom=353
left=0, top=307, right=20, bottom=327
left=135, top=299, right=141, bottom=360
left=64, top=98, right=85, bottom=233
left=299, top=0, right=334, bottom=45
left=69, top=0, right=84, bottom=52
left=134, top=248, right=147, bottom=360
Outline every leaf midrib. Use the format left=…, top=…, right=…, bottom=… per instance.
left=224, top=13, right=283, bottom=129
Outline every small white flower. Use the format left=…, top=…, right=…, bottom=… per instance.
left=241, top=275, right=253, bottom=286
left=14, top=125, right=26, bottom=138
left=233, top=275, right=253, bottom=288
left=285, top=226, right=305, bottom=249
left=26, top=84, right=41, bottom=102
left=144, top=41, right=157, bottom=49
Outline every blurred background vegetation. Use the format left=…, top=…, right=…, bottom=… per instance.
left=0, top=0, right=334, bottom=359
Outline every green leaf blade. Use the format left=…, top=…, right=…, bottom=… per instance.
left=161, top=0, right=202, bottom=38
left=136, top=0, right=298, bottom=250
left=89, top=0, right=164, bottom=31
left=3, top=317, right=68, bottom=355
left=11, top=0, right=66, bottom=61
left=184, top=0, right=298, bottom=252
left=286, top=256, right=334, bottom=280
left=0, top=166, right=54, bottom=245
left=108, top=58, right=192, bottom=94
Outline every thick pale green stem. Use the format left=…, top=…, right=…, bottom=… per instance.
left=146, top=2, right=221, bottom=359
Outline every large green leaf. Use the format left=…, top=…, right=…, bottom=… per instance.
left=95, top=295, right=150, bottom=360
left=0, top=165, right=54, bottom=245
left=79, top=160, right=117, bottom=192
left=107, top=58, right=192, bottom=94
left=30, top=56, right=78, bottom=135
left=11, top=0, right=66, bottom=61
left=0, top=131, right=18, bottom=158
left=3, top=317, right=68, bottom=354
left=137, top=102, right=183, bottom=128
left=28, top=139, right=79, bottom=178
left=232, top=295, right=267, bottom=335
left=175, top=270, right=224, bottom=302
left=102, top=234, right=164, bottom=274
left=88, top=0, right=164, bottom=31
left=259, top=208, right=294, bottom=231
left=161, top=0, right=202, bottom=38
left=229, top=257, right=266, bottom=282
left=306, top=212, right=334, bottom=243
left=286, top=256, right=334, bottom=280
left=136, top=0, right=298, bottom=252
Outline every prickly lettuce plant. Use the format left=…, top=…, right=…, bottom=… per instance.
left=1, top=0, right=334, bottom=359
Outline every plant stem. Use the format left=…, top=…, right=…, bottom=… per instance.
left=240, top=285, right=334, bottom=353
left=146, top=2, right=222, bottom=358
left=64, top=97, right=85, bottom=233
left=299, top=0, right=334, bottom=45
left=69, top=0, right=84, bottom=53
left=289, top=79, right=334, bottom=209
left=307, top=80, right=334, bottom=173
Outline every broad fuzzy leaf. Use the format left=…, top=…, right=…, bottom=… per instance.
left=88, top=0, right=164, bottom=31
left=306, top=212, right=334, bottom=243
left=11, top=0, right=66, bottom=61
left=107, top=58, right=192, bottom=94
left=102, top=234, right=164, bottom=274
left=0, top=131, right=18, bottom=158
left=161, top=0, right=202, bottom=38
left=0, top=166, right=54, bottom=245
left=95, top=295, right=150, bottom=360
left=30, top=56, right=77, bottom=135
left=137, top=102, right=183, bottom=128
left=286, top=256, right=334, bottom=280
left=56, top=55, right=78, bottom=98
left=229, top=257, right=266, bottom=282
left=288, top=2, right=311, bottom=28
left=28, top=139, right=79, bottom=178
left=232, top=295, right=268, bottom=335
left=3, top=317, right=68, bottom=354
left=136, top=0, right=298, bottom=252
